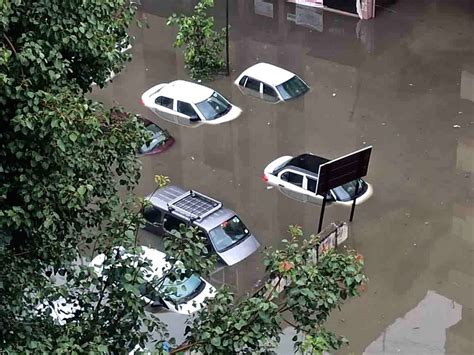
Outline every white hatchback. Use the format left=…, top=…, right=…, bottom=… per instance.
left=141, top=80, right=242, bottom=127
left=90, top=246, right=215, bottom=315
left=234, top=63, right=309, bottom=102
left=263, top=153, right=373, bottom=206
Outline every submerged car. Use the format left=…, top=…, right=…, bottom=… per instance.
left=139, top=121, right=174, bottom=155
left=263, top=153, right=373, bottom=206
left=143, top=186, right=260, bottom=266
left=90, top=246, right=214, bottom=315
left=234, top=63, right=309, bottom=102
left=141, top=80, right=242, bottom=127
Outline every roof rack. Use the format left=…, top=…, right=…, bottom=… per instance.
left=167, top=190, right=222, bottom=222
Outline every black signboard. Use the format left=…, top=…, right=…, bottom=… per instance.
left=324, top=0, right=357, bottom=14
left=315, top=146, right=372, bottom=195
left=316, top=146, right=373, bottom=232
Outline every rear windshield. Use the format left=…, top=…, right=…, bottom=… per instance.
left=196, top=92, right=231, bottom=120
left=276, top=76, right=309, bottom=100
left=209, top=216, right=249, bottom=252
left=332, top=179, right=368, bottom=202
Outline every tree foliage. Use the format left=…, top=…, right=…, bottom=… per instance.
left=167, top=0, right=226, bottom=80
left=176, top=225, right=367, bottom=354
left=1, top=0, right=163, bottom=352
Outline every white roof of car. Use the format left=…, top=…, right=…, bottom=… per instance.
left=160, top=80, right=214, bottom=104
left=90, top=246, right=169, bottom=280
left=239, top=63, right=295, bottom=86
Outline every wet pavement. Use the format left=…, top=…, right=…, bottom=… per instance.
left=92, top=0, right=473, bottom=353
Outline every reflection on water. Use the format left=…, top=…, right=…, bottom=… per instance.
left=364, top=291, right=462, bottom=354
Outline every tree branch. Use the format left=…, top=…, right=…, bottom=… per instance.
left=171, top=341, right=201, bottom=354
left=3, top=34, right=17, bottom=55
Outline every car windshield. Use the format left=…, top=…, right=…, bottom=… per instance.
left=161, top=274, right=204, bottom=303
left=331, top=179, right=368, bottom=202
left=140, top=125, right=169, bottom=153
left=195, top=92, right=231, bottom=120
left=139, top=274, right=204, bottom=305
left=276, top=75, right=309, bottom=100
left=209, top=216, right=249, bottom=252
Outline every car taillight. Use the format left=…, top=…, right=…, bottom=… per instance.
left=261, top=174, right=268, bottom=182
left=140, top=98, right=144, bottom=105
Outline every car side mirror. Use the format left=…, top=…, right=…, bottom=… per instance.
left=189, top=115, right=200, bottom=122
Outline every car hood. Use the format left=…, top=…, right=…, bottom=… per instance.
left=216, top=233, right=260, bottom=266
left=163, top=280, right=215, bottom=315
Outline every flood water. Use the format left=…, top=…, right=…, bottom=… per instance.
left=93, top=0, right=473, bottom=353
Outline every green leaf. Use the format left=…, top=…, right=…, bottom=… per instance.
left=69, top=133, right=78, bottom=142
left=57, top=139, right=66, bottom=152
left=210, top=337, right=221, bottom=347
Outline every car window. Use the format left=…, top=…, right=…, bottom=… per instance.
left=143, top=206, right=162, bottom=225
left=331, top=179, right=368, bottom=202
left=155, top=96, right=173, bottom=109
left=276, top=76, right=309, bottom=100
left=281, top=171, right=303, bottom=187
left=238, top=76, right=248, bottom=86
left=263, top=84, right=278, bottom=98
left=163, top=214, right=185, bottom=232
left=177, top=101, right=197, bottom=117
left=139, top=274, right=204, bottom=305
left=307, top=177, right=317, bottom=193
left=161, top=274, right=204, bottom=304
left=140, top=126, right=169, bottom=154
left=195, top=92, right=231, bottom=121
left=244, top=77, right=260, bottom=91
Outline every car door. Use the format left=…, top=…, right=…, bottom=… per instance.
left=242, top=76, right=263, bottom=99
left=153, top=96, right=176, bottom=123
left=304, top=176, right=335, bottom=205
left=262, top=83, right=280, bottom=103
left=277, top=170, right=308, bottom=203
left=176, top=100, right=202, bottom=126
left=304, top=176, right=323, bottom=205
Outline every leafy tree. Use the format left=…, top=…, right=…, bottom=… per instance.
left=1, top=0, right=169, bottom=352
left=167, top=0, right=226, bottom=80
left=1, top=1, right=366, bottom=354
left=173, top=225, right=367, bottom=354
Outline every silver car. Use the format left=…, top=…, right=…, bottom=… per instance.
left=143, top=186, right=260, bottom=266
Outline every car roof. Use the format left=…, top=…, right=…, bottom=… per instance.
left=281, top=153, right=329, bottom=175
left=147, top=185, right=235, bottom=231
left=240, top=63, right=295, bottom=86
left=159, top=80, right=214, bottom=104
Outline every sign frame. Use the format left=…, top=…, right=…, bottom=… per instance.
left=316, top=146, right=373, bottom=232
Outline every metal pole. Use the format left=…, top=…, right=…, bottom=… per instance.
left=225, top=0, right=230, bottom=76
left=349, top=180, right=360, bottom=222
left=317, top=194, right=327, bottom=233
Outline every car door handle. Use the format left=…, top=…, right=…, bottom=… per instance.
left=279, top=184, right=285, bottom=187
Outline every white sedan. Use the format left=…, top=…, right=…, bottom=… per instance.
left=90, top=246, right=215, bottom=315
left=141, top=80, right=242, bottom=127
left=263, top=153, right=373, bottom=206
left=234, top=63, right=309, bottom=102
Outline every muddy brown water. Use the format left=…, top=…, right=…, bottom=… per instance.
left=92, top=0, right=473, bottom=353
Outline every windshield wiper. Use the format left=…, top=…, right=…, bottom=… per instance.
left=213, top=105, right=231, bottom=119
